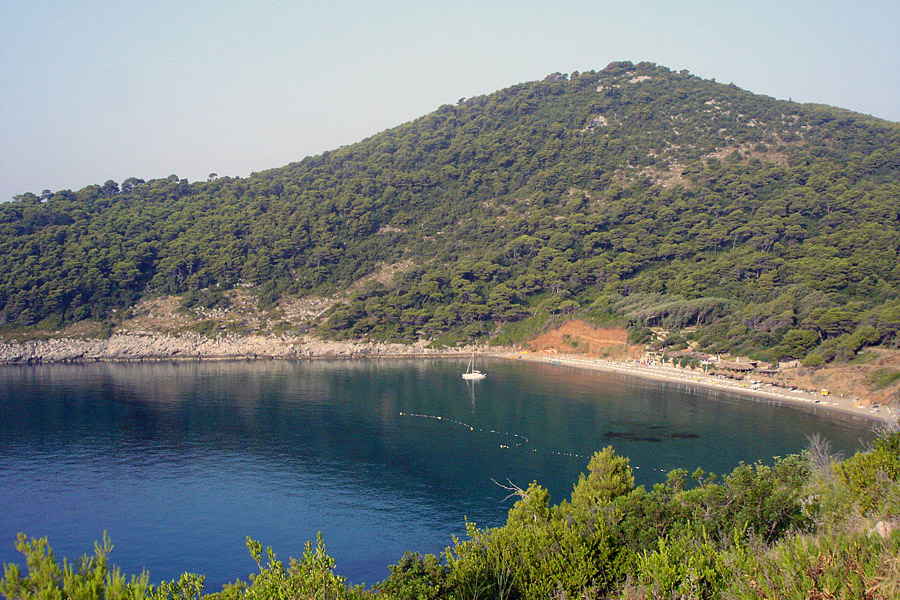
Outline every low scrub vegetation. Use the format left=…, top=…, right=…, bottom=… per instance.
left=4, top=427, right=899, bottom=599
left=870, top=368, right=900, bottom=390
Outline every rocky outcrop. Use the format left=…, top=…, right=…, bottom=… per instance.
left=0, top=333, right=446, bottom=363
left=870, top=520, right=898, bottom=540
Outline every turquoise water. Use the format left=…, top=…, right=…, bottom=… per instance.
left=0, top=358, right=875, bottom=587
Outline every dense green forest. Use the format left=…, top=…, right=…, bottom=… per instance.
left=3, top=430, right=899, bottom=599
left=2, top=61, right=899, bottom=364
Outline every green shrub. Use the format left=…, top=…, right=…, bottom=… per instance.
left=236, top=535, right=370, bottom=600
left=632, top=530, right=745, bottom=599
left=0, top=532, right=198, bottom=600
left=489, top=312, right=551, bottom=347
left=835, top=432, right=900, bottom=515
left=185, top=320, right=219, bottom=338
left=801, top=351, right=825, bottom=367
left=377, top=553, right=452, bottom=600
left=732, top=530, right=900, bottom=600
left=870, top=369, right=900, bottom=390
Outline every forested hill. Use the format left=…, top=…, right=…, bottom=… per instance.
left=2, top=61, right=899, bottom=364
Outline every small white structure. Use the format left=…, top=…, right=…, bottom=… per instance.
left=462, top=352, right=486, bottom=380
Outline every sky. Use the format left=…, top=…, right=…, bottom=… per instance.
left=1, top=0, right=898, bottom=201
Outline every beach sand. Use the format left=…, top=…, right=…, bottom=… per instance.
left=500, top=352, right=897, bottom=426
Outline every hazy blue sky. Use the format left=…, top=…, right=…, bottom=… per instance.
left=2, top=0, right=898, bottom=201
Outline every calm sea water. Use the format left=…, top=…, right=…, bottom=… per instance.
left=0, top=359, right=876, bottom=587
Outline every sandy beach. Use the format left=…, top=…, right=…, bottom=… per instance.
left=501, top=351, right=897, bottom=426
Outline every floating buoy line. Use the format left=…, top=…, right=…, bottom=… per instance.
left=398, top=412, right=677, bottom=473
left=399, top=411, right=531, bottom=449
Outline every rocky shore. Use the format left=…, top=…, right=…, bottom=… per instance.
left=0, top=333, right=451, bottom=363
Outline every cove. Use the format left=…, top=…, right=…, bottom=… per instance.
left=0, top=358, right=875, bottom=587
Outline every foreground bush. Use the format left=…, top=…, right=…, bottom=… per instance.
left=4, top=432, right=899, bottom=599
left=0, top=533, right=203, bottom=600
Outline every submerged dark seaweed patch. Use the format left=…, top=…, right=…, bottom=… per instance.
left=603, top=430, right=700, bottom=442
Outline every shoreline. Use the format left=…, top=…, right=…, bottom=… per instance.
left=500, top=351, right=895, bottom=426
left=0, top=332, right=470, bottom=364
left=1, top=333, right=895, bottom=425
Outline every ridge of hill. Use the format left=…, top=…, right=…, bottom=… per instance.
left=2, top=61, right=899, bottom=368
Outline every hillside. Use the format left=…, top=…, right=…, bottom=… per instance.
left=2, top=61, right=899, bottom=367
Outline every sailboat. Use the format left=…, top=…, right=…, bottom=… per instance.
left=462, top=351, right=486, bottom=380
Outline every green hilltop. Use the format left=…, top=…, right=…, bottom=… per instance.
left=2, top=61, right=899, bottom=364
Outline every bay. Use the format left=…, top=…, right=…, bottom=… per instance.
left=0, top=358, right=875, bottom=587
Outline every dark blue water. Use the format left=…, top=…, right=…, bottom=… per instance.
left=0, top=359, right=875, bottom=588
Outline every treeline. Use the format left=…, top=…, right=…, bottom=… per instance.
left=1, top=62, right=899, bottom=364
left=4, top=430, right=899, bottom=598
